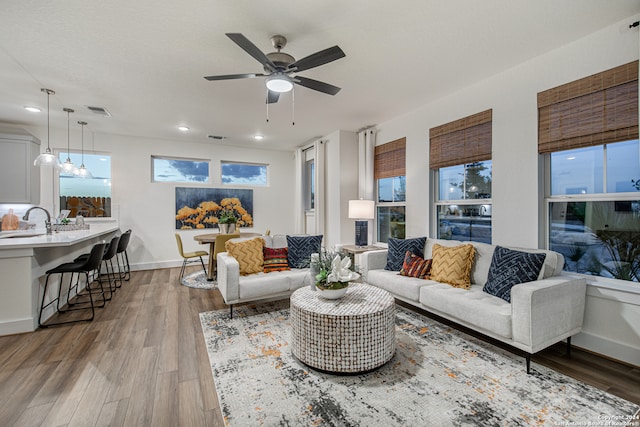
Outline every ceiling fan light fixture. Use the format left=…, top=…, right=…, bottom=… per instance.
left=266, top=73, right=293, bottom=93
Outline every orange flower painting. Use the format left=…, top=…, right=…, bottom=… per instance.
left=175, top=188, right=253, bottom=230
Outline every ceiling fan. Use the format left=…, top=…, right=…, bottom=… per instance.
left=204, top=33, right=345, bottom=104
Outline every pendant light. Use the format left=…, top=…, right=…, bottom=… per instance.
left=60, top=107, right=78, bottom=176
left=76, top=121, right=93, bottom=179
left=33, top=88, right=62, bottom=168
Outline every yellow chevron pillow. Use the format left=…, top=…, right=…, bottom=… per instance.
left=225, top=237, right=265, bottom=275
left=430, top=243, right=476, bottom=289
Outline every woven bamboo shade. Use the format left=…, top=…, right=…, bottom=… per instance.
left=538, top=60, right=638, bottom=154
left=374, top=137, right=406, bottom=179
left=429, top=109, right=492, bottom=170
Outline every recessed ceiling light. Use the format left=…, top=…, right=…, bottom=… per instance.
left=24, top=106, right=41, bottom=113
left=254, top=135, right=264, bottom=140
left=178, top=126, right=190, bottom=131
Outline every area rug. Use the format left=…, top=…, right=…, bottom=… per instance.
left=200, top=302, right=639, bottom=426
left=181, top=270, right=216, bottom=289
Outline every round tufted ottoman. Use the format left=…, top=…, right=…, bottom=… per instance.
left=290, top=283, right=396, bottom=373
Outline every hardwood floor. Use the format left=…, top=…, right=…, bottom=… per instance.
left=0, top=267, right=637, bottom=426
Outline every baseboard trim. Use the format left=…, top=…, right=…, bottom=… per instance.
left=0, top=317, right=35, bottom=336
left=572, top=331, right=640, bottom=367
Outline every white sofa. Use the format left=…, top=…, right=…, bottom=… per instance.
left=217, top=234, right=314, bottom=317
left=360, top=238, right=587, bottom=373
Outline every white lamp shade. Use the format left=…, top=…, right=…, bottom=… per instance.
left=348, top=200, right=375, bottom=219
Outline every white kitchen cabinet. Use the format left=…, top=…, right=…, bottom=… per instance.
left=0, top=129, right=41, bottom=204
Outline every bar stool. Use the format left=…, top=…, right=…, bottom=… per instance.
left=74, top=235, right=121, bottom=300
left=39, top=242, right=107, bottom=327
left=99, top=235, right=122, bottom=296
left=116, top=229, right=132, bottom=281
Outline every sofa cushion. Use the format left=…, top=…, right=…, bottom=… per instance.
left=430, top=243, right=475, bottom=289
left=225, top=237, right=264, bottom=275
left=367, top=269, right=430, bottom=302
left=263, top=247, right=290, bottom=273
left=286, top=235, right=323, bottom=268
left=238, top=271, right=292, bottom=299
left=483, top=246, right=547, bottom=303
left=385, top=237, right=427, bottom=271
left=420, top=284, right=513, bottom=339
left=399, top=251, right=432, bottom=279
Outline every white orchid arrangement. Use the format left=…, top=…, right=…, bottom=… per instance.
left=313, top=249, right=360, bottom=290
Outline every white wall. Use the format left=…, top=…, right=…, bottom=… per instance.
left=28, top=130, right=296, bottom=270
left=372, top=16, right=640, bottom=365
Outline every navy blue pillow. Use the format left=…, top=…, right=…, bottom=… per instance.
left=483, top=246, right=546, bottom=302
left=286, top=235, right=323, bottom=268
left=384, top=237, right=427, bottom=271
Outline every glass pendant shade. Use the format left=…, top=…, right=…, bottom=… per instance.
left=34, top=148, right=61, bottom=168
left=34, top=88, right=62, bottom=169
left=60, top=159, right=78, bottom=176
left=76, top=165, right=93, bottom=179
left=76, top=120, right=93, bottom=179
left=60, top=107, right=77, bottom=176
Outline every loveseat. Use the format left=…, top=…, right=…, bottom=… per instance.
left=360, top=237, right=587, bottom=372
left=217, top=234, right=316, bottom=317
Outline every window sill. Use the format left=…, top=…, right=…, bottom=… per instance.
left=560, top=272, right=640, bottom=305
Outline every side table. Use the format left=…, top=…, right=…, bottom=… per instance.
left=341, top=244, right=384, bottom=274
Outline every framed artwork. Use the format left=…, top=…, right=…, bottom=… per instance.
left=175, top=187, right=253, bottom=230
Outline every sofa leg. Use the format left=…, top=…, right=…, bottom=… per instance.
left=566, top=336, right=572, bottom=357
left=230, top=305, right=233, bottom=319
left=526, top=354, right=532, bottom=374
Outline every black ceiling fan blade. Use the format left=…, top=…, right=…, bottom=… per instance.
left=204, top=73, right=265, bottom=81
left=294, top=76, right=341, bottom=95
left=288, top=45, right=345, bottom=72
left=266, top=90, right=280, bottom=104
left=226, top=33, right=277, bottom=72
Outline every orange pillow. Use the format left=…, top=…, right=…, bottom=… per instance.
left=430, top=244, right=475, bottom=289
left=225, top=237, right=264, bottom=275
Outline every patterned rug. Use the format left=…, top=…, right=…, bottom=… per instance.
left=181, top=270, right=216, bottom=289
left=200, top=302, right=639, bottom=427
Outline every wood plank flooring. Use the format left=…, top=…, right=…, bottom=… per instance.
left=0, top=267, right=637, bottom=426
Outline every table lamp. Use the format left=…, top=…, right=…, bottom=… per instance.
left=348, top=200, right=375, bottom=247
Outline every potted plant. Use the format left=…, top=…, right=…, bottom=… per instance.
left=312, top=249, right=360, bottom=299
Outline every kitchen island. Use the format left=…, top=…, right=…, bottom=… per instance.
left=0, top=222, right=119, bottom=335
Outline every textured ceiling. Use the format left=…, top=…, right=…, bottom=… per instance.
left=0, top=0, right=638, bottom=151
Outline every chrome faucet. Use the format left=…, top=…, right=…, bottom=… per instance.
left=23, top=207, right=52, bottom=235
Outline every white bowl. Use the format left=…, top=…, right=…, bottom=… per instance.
left=315, top=285, right=348, bottom=299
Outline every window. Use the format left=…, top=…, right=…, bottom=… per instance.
left=435, top=161, right=492, bottom=243
left=58, top=151, right=111, bottom=217
left=547, top=142, right=640, bottom=282
left=539, top=61, right=639, bottom=282
left=221, top=161, right=268, bottom=186
left=375, top=138, right=406, bottom=243
left=152, top=156, right=209, bottom=183
left=305, top=159, right=315, bottom=210
left=430, top=110, right=492, bottom=243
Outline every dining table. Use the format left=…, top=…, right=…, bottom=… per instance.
left=194, top=231, right=260, bottom=281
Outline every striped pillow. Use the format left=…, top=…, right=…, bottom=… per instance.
left=263, top=247, right=290, bottom=273
left=399, top=251, right=432, bottom=279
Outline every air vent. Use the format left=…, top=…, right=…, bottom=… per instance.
left=208, top=135, right=226, bottom=140
left=87, top=106, right=112, bottom=117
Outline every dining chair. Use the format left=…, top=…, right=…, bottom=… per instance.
left=210, top=232, right=240, bottom=281
left=175, top=233, right=208, bottom=280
